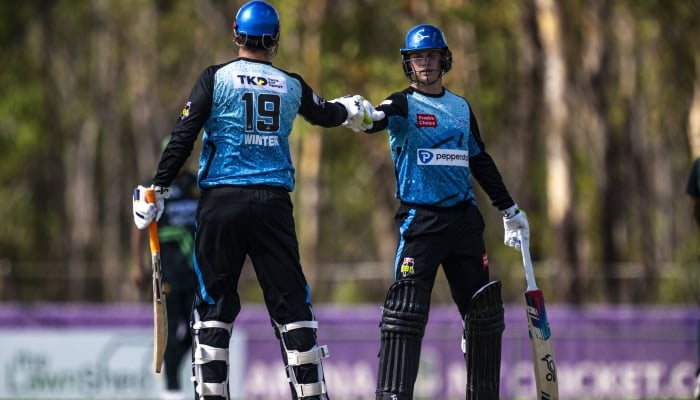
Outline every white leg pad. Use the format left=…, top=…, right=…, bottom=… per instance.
left=274, top=318, right=330, bottom=399
left=191, top=311, right=232, bottom=399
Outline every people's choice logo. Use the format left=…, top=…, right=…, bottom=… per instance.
left=417, top=149, right=469, bottom=167
left=416, top=113, right=437, bottom=128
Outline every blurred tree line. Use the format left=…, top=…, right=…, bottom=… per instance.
left=1, top=0, right=699, bottom=305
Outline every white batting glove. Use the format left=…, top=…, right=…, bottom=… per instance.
left=133, top=185, right=156, bottom=230
left=152, top=185, right=170, bottom=220
left=132, top=185, right=170, bottom=230
left=502, top=204, right=529, bottom=250
left=358, top=98, right=385, bottom=131
left=331, top=95, right=367, bottom=132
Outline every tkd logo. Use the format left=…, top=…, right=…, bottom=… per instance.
left=418, top=150, right=433, bottom=163
left=237, top=75, right=268, bottom=86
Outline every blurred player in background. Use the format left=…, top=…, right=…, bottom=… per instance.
left=359, top=24, right=529, bottom=400
left=685, top=156, right=700, bottom=400
left=131, top=154, right=198, bottom=400
left=131, top=1, right=382, bottom=399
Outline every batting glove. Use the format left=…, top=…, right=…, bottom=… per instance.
left=331, top=95, right=368, bottom=132
left=502, top=204, right=529, bottom=250
left=132, top=184, right=170, bottom=230
left=358, top=98, right=385, bottom=131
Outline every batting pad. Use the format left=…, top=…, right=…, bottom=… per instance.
left=464, top=280, right=505, bottom=400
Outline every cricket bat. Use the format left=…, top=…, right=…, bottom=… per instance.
left=146, top=188, right=168, bottom=373
left=519, top=231, right=558, bottom=400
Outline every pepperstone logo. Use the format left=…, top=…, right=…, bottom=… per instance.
left=417, top=149, right=469, bottom=167
left=418, top=150, right=434, bottom=164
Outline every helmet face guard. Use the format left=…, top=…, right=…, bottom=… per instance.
left=233, top=0, right=281, bottom=56
left=400, top=24, right=452, bottom=85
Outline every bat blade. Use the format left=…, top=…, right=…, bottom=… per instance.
left=151, top=253, right=168, bottom=373
left=519, top=231, right=558, bottom=400
left=524, top=288, right=558, bottom=400
left=146, top=188, right=168, bottom=373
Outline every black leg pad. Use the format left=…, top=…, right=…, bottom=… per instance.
left=464, top=281, right=505, bottom=400
left=375, top=280, right=431, bottom=400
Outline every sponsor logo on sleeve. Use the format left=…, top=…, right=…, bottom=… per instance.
left=313, top=93, right=326, bottom=106
left=179, top=101, right=191, bottom=120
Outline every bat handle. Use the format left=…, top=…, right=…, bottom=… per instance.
left=144, top=188, right=160, bottom=254
left=518, top=230, right=538, bottom=291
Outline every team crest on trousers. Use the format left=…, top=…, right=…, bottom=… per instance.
left=400, top=257, right=415, bottom=277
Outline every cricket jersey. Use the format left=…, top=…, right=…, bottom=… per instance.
left=367, top=87, right=514, bottom=210
left=153, top=57, right=348, bottom=191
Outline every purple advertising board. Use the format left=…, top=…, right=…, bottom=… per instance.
left=0, top=303, right=697, bottom=399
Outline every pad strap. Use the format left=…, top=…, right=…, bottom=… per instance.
left=193, top=344, right=229, bottom=364
left=196, top=381, right=229, bottom=397
left=192, top=320, right=233, bottom=333
left=294, top=381, right=328, bottom=397
left=287, top=345, right=330, bottom=365
left=277, top=320, right=319, bottom=333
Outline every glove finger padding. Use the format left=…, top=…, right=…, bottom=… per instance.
left=133, top=185, right=157, bottom=230
left=152, top=185, right=170, bottom=221
left=331, top=95, right=365, bottom=132
left=358, top=99, right=385, bottom=131
left=502, top=205, right=529, bottom=250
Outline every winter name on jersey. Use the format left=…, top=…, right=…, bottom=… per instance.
left=233, top=73, right=287, bottom=93
left=417, top=149, right=469, bottom=167
left=244, top=134, right=279, bottom=146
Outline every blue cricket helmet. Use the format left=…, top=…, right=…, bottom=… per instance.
left=400, top=24, right=453, bottom=83
left=233, top=0, right=280, bottom=39
left=400, top=24, right=449, bottom=55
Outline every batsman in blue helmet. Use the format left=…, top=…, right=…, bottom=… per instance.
left=130, top=1, right=383, bottom=399
left=355, top=24, right=530, bottom=400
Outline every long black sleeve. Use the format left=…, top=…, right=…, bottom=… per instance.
left=468, top=110, right=515, bottom=211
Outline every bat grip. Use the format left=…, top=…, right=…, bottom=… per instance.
left=518, top=230, right=538, bottom=291
left=144, top=188, right=160, bottom=254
